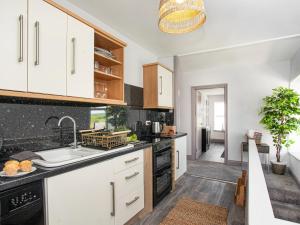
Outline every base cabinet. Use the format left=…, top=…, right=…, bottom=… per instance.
left=45, top=150, right=144, bottom=225
left=45, top=160, right=115, bottom=225
left=175, top=136, right=187, bottom=180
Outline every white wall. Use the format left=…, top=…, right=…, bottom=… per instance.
left=158, top=56, right=174, bottom=71
left=53, top=0, right=157, bottom=87
left=176, top=58, right=291, bottom=161
left=208, top=95, right=225, bottom=141
left=289, top=75, right=300, bottom=158
left=290, top=50, right=300, bottom=82
left=197, top=90, right=208, bottom=127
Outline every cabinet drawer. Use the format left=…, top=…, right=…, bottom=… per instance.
left=114, top=150, right=143, bottom=173
left=115, top=187, right=144, bottom=225
left=115, top=164, right=144, bottom=198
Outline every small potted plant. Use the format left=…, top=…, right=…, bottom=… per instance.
left=260, top=87, right=300, bottom=175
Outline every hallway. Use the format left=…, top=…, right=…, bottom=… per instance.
left=199, top=143, right=225, bottom=163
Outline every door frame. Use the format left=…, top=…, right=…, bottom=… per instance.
left=191, top=84, right=228, bottom=164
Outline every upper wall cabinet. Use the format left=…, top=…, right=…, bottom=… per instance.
left=67, top=16, right=94, bottom=98
left=0, top=0, right=127, bottom=105
left=28, top=0, right=67, bottom=96
left=0, top=1, right=27, bottom=92
left=143, top=63, right=173, bottom=109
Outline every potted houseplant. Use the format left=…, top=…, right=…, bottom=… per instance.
left=260, top=87, right=300, bottom=175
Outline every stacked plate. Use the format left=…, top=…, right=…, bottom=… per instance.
left=94, top=47, right=115, bottom=59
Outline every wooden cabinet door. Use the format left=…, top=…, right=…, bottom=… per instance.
left=28, top=0, right=67, bottom=95
left=0, top=0, right=27, bottom=91
left=175, top=136, right=187, bottom=180
left=45, top=160, right=115, bottom=225
left=67, top=16, right=94, bottom=98
left=157, top=65, right=173, bottom=108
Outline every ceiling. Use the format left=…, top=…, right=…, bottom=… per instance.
left=66, top=0, right=300, bottom=57
left=178, top=36, right=300, bottom=72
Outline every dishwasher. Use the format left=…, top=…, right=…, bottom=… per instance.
left=0, top=180, right=44, bottom=225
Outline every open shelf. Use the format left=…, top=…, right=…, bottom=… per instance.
left=94, top=31, right=125, bottom=50
left=94, top=30, right=124, bottom=103
left=94, top=52, right=122, bottom=67
left=94, top=70, right=122, bottom=81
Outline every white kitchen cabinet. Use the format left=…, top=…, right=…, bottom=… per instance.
left=157, top=65, right=173, bottom=108
left=67, top=16, right=94, bottom=98
left=45, top=150, right=145, bottom=225
left=175, top=136, right=187, bottom=180
left=115, top=187, right=144, bottom=225
left=114, top=162, right=144, bottom=225
left=0, top=0, right=27, bottom=91
left=45, top=160, right=115, bottom=225
left=28, top=0, right=67, bottom=95
left=143, top=63, right=173, bottom=109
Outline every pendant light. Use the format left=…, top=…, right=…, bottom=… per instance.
left=159, top=0, right=206, bottom=34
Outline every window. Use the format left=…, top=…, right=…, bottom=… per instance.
left=90, top=107, right=107, bottom=129
left=214, top=102, right=224, bottom=131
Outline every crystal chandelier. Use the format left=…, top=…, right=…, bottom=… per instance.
left=159, top=0, right=206, bottom=34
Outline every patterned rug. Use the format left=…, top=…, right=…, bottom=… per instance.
left=160, top=198, right=228, bottom=225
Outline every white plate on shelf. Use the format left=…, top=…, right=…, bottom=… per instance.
left=0, top=167, right=37, bottom=178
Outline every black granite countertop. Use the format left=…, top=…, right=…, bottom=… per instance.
left=141, top=132, right=187, bottom=143
left=0, top=133, right=187, bottom=192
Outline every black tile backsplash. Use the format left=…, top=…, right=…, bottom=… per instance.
left=0, top=103, right=90, bottom=139
left=125, top=84, right=143, bottom=107
left=0, top=84, right=174, bottom=162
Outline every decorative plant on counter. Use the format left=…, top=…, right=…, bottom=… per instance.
left=260, top=87, right=300, bottom=174
left=106, top=106, right=128, bottom=131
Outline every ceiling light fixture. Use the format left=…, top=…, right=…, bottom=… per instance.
left=159, top=0, right=206, bottom=34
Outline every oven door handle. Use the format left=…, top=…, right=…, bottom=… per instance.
left=155, top=148, right=171, bottom=156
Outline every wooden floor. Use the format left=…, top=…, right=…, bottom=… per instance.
left=132, top=161, right=245, bottom=225
left=199, top=143, right=225, bottom=163
left=188, top=160, right=242, bottom=183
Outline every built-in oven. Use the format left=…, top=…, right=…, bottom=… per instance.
left=0, top=180, right=44, bottom=225
left=153, top=140, right=172, bottom=207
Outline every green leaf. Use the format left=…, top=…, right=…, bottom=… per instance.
left=259, top=87, right=300, bottom=158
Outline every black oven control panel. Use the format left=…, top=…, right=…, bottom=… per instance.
left=8, top=190, right=40, bottom=211
left=0, top=181, right=43, bottom=217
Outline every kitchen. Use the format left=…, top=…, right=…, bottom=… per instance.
left=2, top=0, right=300, bottom=225
left=0, top=1, right=187, bottom=225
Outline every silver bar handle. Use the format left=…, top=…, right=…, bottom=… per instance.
left=177, top=150, right=180, bottom=169
left=125, top=157, right=139, bottom=164
left=34, top=21, right=40, bottom=66
left=18, top=15, right=24, bottom=62
left=125, top=172, right=139, bottom=180
left=110, top=182, right=115, bottom=216
left=71, top=37, right=76, bottom=74
left=160, top=76, right=163, bottom=95
left=126, top=196, right=140, bottom=206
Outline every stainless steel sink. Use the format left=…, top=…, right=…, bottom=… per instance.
left=32, top=145, right=133, bottom=168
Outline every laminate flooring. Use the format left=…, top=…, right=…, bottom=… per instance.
left=187, top=160, right=242, bottom=183
left=132, top=161, right=245, bottom=225
left=199, top=143, right=225, bottom=163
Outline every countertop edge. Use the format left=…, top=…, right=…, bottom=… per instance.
left=0, top=143, right=152, bottom=192
left=0, top=133, right=188, bottom=192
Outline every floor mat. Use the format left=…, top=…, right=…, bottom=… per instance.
left=160, top=197, right=228, bottom=225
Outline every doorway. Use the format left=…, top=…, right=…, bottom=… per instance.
left=191, top=84, right=228, bottom=164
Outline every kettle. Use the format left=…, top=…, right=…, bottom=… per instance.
left=152, top=122, right=161, bottom=134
